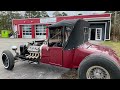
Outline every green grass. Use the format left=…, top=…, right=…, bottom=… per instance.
left=101, top=41, right=120, bottom=57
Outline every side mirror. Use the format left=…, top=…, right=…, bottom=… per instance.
left=11, top=46, right=17, bottom=51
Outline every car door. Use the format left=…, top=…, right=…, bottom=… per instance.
left=48, top=47, right=63, bottom=66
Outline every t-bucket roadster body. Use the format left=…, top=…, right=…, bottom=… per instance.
left=2, top=19, right=120, bottom=79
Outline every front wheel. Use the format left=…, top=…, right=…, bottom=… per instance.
left=2, top=50, right=15, bottom=70
left=78, top=54, right=120, bottom=79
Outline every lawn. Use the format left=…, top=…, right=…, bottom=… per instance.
left=101, top=41, right=120, bottom=57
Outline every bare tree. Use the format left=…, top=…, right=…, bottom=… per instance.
left=105, top=11, right=120, bottom=41
left=0, top=11, right=23, bottom=30
left=24, top=11, right=41, bottom=18
left=62, top=12, right=68, bottom=16
left=41, top=11, right=49, bottom=17
left=53, top=11, right=62, bottom=17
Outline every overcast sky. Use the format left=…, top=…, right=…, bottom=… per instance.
left=20, top=11, right=105, bottom=17
left=47, top=11, right=105, bottom=16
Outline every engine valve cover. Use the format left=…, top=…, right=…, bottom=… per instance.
left=27, top=46, right=40, bottom=52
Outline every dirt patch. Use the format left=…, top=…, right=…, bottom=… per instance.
left=59, top=69, right=78, bottom=79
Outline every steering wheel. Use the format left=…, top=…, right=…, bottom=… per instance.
left=53, top=43, right=58, bottom=47
left=53, top=42, right=62, bottom=47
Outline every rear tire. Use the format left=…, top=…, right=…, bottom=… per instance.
left=2, top=50, right=15, bottom=70
left=78, top=54, right=120, bottom=79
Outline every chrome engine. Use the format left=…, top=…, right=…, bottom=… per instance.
left=25, top=44, right=44, bottom=60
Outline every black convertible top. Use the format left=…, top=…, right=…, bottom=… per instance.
left=48, top=19, right=90, bottom=50
left=48, top=19, right=79, bottom=29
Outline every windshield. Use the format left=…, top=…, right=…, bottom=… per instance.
left=48, top=19, right=90, bottom=50
left=49, top=28, right=62, bottom=43
left=48, top=26, right=73, bottom=47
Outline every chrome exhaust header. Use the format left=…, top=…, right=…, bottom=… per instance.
left=25, top=52, right=39, bottom=59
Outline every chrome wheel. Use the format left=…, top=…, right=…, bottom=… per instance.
left=86, top=66, right=110, bottom=79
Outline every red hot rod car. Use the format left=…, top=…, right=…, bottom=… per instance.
left=2, top=19, right=120, bottom=79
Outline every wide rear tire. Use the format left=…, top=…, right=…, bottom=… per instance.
left=78, top=54, right=120, bottom=79
left=2, top=50, right=15, bottom=70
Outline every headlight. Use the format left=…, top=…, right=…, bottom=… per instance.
left=11, top=46, right=17, bottom=51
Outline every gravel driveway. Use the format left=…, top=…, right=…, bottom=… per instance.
left=0, top=38, right=69, bottom=79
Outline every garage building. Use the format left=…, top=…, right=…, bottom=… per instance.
left=12, top=13, right=111, bottom=41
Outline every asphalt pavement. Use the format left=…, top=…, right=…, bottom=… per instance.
left=0, top=38, right=69, bottom=79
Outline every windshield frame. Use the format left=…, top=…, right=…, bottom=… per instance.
left=48, top=26, right=72, bottom=48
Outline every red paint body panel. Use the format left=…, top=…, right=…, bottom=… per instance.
left=86, top=43, right=120, bottom=65
left=40, top=42, right=120, bottom=69
left=41, top=46, right=62, bottom=66
left=49, top=47, right=62, bottom=66
left=62, top=50, right=75, bottom=68
left=41, top=45, right=49, bottom=63
left=72, top=48, right=92, bottom=68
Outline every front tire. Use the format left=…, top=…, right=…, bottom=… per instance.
left=78, top=54, right=120, bottom=79
left=2, top=50, right=15, bottom=70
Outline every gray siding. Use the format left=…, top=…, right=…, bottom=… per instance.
left=88, top=20, right=110, bottom=40
left=106, top=21, right=110, bottom=39
left=90, top=23, right=105, bottom=40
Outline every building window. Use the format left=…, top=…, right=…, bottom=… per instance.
left=22, top=25, right=32, bottom=36
left=35, top=25, right=46, bottom=39
left=35, top=25, right=46, bottom=35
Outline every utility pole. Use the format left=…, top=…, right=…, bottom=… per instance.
left=114, top=11, right=117, bottom=24
left=113, top=11, right=117, bottom=41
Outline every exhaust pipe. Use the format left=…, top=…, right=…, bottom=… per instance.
left=35, top=53, right=39, bottom=59
left=32, top=53, right=37, bottom=59
left=26, top=53, right=33, bottom=59
left=26, top=53, right=39, bottom=59
left=29, top=53, right=34, bottom=59
left=26, top=53, right=31, bottom=59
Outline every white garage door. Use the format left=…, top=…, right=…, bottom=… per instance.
left=35, top=25, right=46, bottom=39
left=22, top=25, right=32, bottom=38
